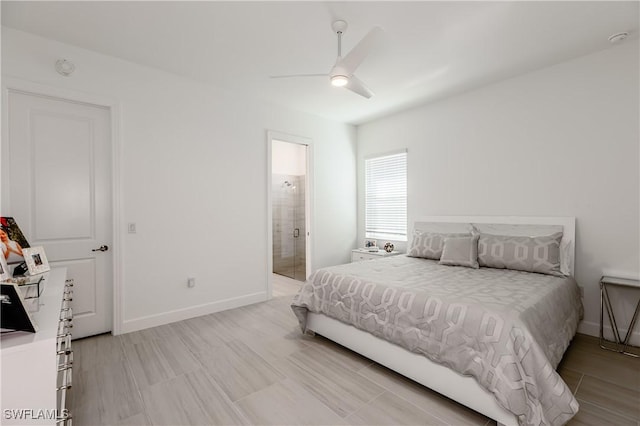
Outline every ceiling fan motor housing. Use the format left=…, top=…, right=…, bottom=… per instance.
left=332, top=20, right=348, bottom=34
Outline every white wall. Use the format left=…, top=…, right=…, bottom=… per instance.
left=272, top=140, right=306, bottom=176
left=1, top=27, right=357, bottom=333
left=357, top=40, right=639, bottom=342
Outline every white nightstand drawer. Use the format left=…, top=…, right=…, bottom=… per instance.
left=351, top=249, right=402, bottom=263
left=352, top=252, right=379, bottom=262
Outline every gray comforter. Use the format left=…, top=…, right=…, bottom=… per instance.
left=291, top=255, right=583, bottom=426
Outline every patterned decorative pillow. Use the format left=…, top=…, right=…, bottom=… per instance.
left=439, top=234, right=480, bottom=268
left=477, top=232, right=563, bottom=276
left=407, top=231, right=469, bottom=260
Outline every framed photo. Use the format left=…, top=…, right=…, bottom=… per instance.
left=22, top=246, right=50, bottom=275
left=0, top=283, right=38, bottom=332
left=364, top=239, right=378, bottom=249
left=0, top=255, right=9, bottom=281
left=0, top=217, right=30, bottom=265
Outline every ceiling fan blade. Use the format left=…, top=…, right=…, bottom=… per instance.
left=338, top=26, right=383, bottom=75
left=270, top=73, right=328, bottom=79
left=345, top=74, right=374, bottom=99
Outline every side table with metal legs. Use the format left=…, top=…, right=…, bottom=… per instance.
left=599, top=275, right=640, bottom=357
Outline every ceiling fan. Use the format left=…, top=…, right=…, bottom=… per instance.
left=270, top=20, right=383, bottom=99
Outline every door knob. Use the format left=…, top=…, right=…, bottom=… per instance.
left=92, top=245, right=109, bottom=252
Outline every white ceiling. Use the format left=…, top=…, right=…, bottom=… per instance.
left=2, top=1, right=638, bottom=125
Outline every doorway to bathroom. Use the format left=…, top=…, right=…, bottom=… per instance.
left=269, top=134, right=311, bottom=283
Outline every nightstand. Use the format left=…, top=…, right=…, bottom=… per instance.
left=351, top=248, right=402, bottom=262
left=600, top=275, right=640, bottom=357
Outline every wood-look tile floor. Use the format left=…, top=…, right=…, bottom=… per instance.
left=271, top=273, right=303, bottom=297
left=69, top=274, right=640, bottom=425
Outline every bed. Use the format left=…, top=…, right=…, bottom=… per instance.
left=291, top=216, right=583, bottom=426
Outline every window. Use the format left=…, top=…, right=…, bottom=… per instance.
left=365, top=150, right=407, bottom=241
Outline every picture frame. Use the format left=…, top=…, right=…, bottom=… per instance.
left=0, top=255, right=9, bottom=281
left=0, top=283, right=38, bottom=332
left=0, top=217, right=30, bottom=265
left=364, top=239, right=378, bottom=249
left=22, top=246, right=50, bottom=275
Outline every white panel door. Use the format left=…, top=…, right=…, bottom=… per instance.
left=4, top=90, right=112, bottom=339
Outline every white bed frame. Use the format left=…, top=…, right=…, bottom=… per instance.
left=306, top=216, right=576, bottom=426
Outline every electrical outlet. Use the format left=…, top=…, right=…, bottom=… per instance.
left=128, top=223, right=137, bottom=233
left=187, top=277, right=196, bottom=288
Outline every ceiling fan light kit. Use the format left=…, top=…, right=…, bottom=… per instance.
left=331, top=75, right=349, bottom=87
left=271, top=20, right=382, bottom=98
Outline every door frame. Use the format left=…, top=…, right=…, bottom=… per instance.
left=1, top=77, right=124, bottom=335
left=266, top=130, right=313, bottom=297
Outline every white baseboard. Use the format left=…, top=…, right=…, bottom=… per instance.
left=578, top=319, right=640, bottom=346
left=577, top=320, right=600, bottom=338
left=118, top=291, right=268, bottom=335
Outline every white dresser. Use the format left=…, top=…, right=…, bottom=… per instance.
left=1, top=268, right=72, bottom=425
left=351, top=248, right=402, bottom=262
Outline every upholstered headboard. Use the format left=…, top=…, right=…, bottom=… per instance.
left=412, top=216, right=576, bottom=276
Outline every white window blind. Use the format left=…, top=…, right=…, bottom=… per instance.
left=365, top=151, right=407, bottom=241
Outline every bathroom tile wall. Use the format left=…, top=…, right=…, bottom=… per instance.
left=272, top=174, right=306, bottom=281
